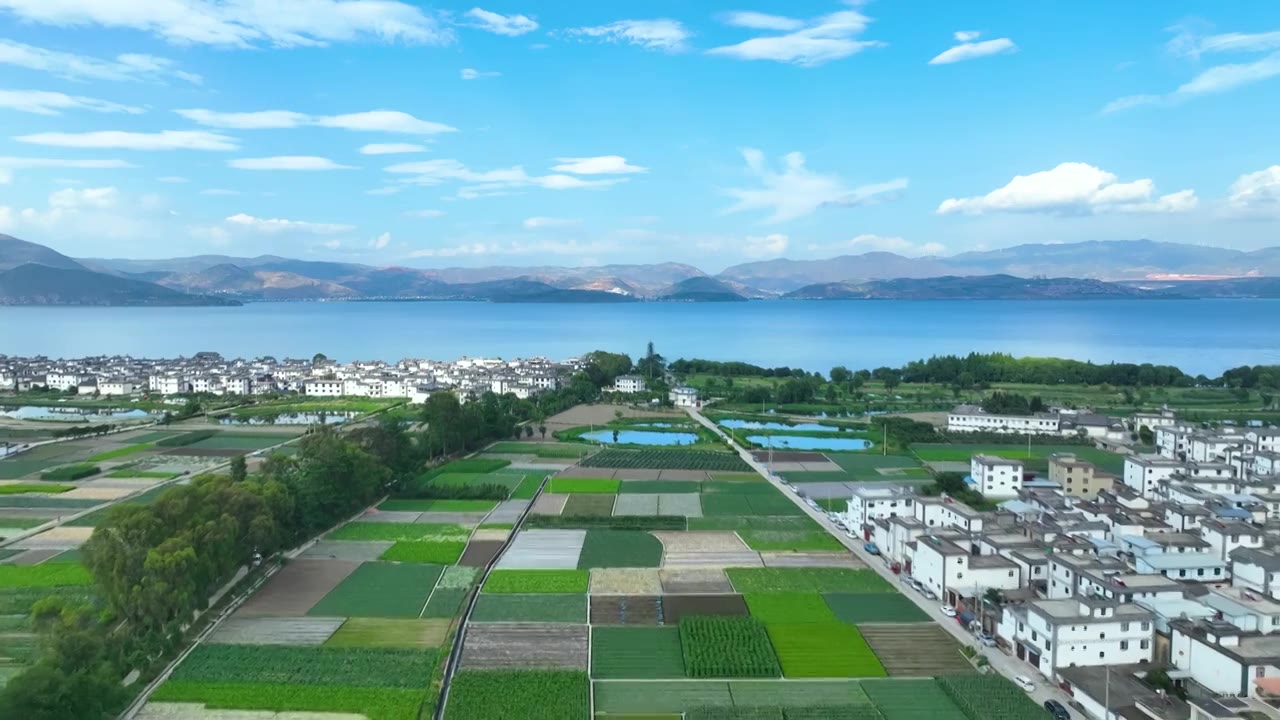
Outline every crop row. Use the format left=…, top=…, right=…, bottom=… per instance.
left=937, top=674, right=1045, bottom=720
left=680, top=616, right=781, bottom=678
left=582, top=449, right=751, bottom=472
left=171, top=644, right=435, bottom=688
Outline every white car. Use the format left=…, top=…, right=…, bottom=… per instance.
left=1013, top=675, right=1036, bottom=692
left=940, top=604, right=957, bottom=617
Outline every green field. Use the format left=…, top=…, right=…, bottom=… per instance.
left=863, top=679, right=970, bottom=720
left=766, top=624, right=885, bottom=678
left=39, top=463, right=100, bottom=481
left=0, top=517, right=48, bottom=530
left=680, top=616, right=781, bottom=679
left=329, top=522, right=471, bottom=542
left=738, top=528, right=843, bottom=551
left=324, top=618, right=449, bottom=648
left=445, top=670, right=589, bottom=720
left=421, top=587, right=467, bottom=618
left=937, top=675, right=1046, bottom=720
left=85, top=443, right=153, bottom=462
left=153, top=681, right=423, bottom=720
left=727, top=569, right=892, bottom=594
left=745, top=593, right=838, bottom=623
left=577, top=530, right=663, bottom=569
left=487, top=442, right=589, bottom=458
left=510, top=475, right=544, bottom=499
left=471, top=593, right=588, bottom=623
left=548, top=478, right=621, bottom=494
left=592, top=626, right=685, bottom=679
left=483, top=569, right=590, bottom=593
left=0, top=564, right=93, bottom=589
left=105, top=468, right=179, bottom=479
left=582, top=449, right=751, bottom=472
left=190, top=433, right=295, bottom=451
left=911, top=443, right=1125, bottom=473
left=308, top=562, right=442, bottom=618
left=170, top=644, right=435, bottom=687
left=823, top=593, right=931, bottom=623
left=379, top=540, right=467, bottom=564
left=0, top=483, right=73, bottom=495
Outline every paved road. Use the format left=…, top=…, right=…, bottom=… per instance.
left=687, top=407, right=1079, bottom=718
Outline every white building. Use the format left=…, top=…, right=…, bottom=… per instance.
left=1000, top=598, right=1155, bottom=678
left=1123, top=455, right=1184, bottom=498
left=947, top=405, right=1061, bottom=435
left=912, top=534, right=1020, bottom=606
left=303, top=379, right=344, bottom=397
left=1200, top=520, right=1266, bottom=563
left=969, top=455, right=1025, bottom=498
left=98, top=379, right=137, bottom=397
left=670, top=386, right=700, bottom=408
left=844, top=485, right=917, bottom=530
left=610, top=375, right=646, bottom=393
left=1229, top=548, right=1280, bottom=599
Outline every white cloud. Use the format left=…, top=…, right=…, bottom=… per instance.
left=360, top=143, right=426, bottom=155
left=1226, top=165, right=1280, bottom=218
left=386, top=158, right=627, bottom=198
left=463, top=8, right=537, bottom=36
left=929, top=33, right=1017, bottom=65
left=1176, top=52, right=1280, bottom=95
left=720, top=11, right=804, bottom=32
left=460, top=68, right=500, bottom=80
left=0, top=89, right=144, bottom=115
left=49, top=186, right=118, bottom=209
left=228, top=156, right=356, bottom=170
left=743, top=233, right=789, bottom=257
left=0, top=0, right=454, bottom=48
left=199, top=188, right=240, bottom=195
left=551, top=155, right=647, bottom=175
left=408, top=238, right=612, bottom=258
left=15, top=130, right=238, bottom=151
left=0, top=156, right=134, bottom=169
left=371, top=231, right=391, bottom=249
left=0, top=39, right=200, bottom=83
left=1169, top=27, right=1280, bottom=58
left=937, top=162, right=1198, bottom=216
left=178, top=108, right=456, bottom=134
left=366, top=186, right=404, bottom=196
left=225, top=213, right=354, bottom=234
left=406, top=209, right=444, bottom=218
left=724, top=148, right=908, bottom=223
left=807, top=233, right=946, bottom=257
left=158, top=176, right=188, bottom=183
left=707, top=8, right=884, bottom=66
left=567, top=19, right=692, bottom=52
left=523, top=216, right=581, bottom=229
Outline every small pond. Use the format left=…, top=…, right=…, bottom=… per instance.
left=627, top=422, right=682, bottom=428
left=0, top=405, right=154, bottom=422
left=581, top=429, right=700, bottom=445
left=719, top=419, right=840, bottom=432
left=219, top=412, right=356, bottom=426
left=746, top=434, right=873, bottom=451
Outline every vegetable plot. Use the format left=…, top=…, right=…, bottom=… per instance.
left=936, top=675, right=1045, bottom=720
left=582, top=449, right=750, bottom=472
left=679, top=616, right=781, bottom=678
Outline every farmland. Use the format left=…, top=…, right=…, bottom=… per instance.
left=582, top=449, right=751, bottom=472
left=937, top=674, right=1046, bottom=719
left=680, top=616, right=781, bottom=678
left=444, top=670, right=590, bottom=720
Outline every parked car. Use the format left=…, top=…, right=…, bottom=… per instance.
left=941, top=604, right=957, bottom=617
left=863, top=541, right=880, bottom=555
left=1043, top=699, right=1069, bottom=719
left=1014, top=675, right=1036, bottom=692
left=923, top=588, right=937, bottom=600
left=977, top=632, right=997, bottom=647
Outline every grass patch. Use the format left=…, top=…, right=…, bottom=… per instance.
left=483, top=569, right=589, bottom=593
left=510, top=475, right=543, bottom=499
left=152, top=681, right=423, bottom=720
left=444, top=670, right=589, bottom=720
left=85, top=443, right=152, bottom=462
left=39, top=464, right=99, bottom=481
left=379, top=540, right=466, bottom=564
left=0, top=564, right=93, bottom=588
left=592, top=626, right=685, bottom=679
left=328, top=522, right=470, bottom=542
left=0, top=495, right=101, bottom=509
left=378, top=499, right=497, bottom=512
left=170, top=644, right=435, bottom=687
left=745, top=593, right=838, bottom=623
left=325, top=618, right=449, bottom=648
left=0, top=517, right=48, bottom=529
left=548, top=478, right=621, bottom=494
left=308, top=562, right=442, bottom=618
left=577, top=530, right=663, bottom=569
left=0, top=587, right=92, bottom=614
left=727, top=569, right=893, bottom=594
left=471, top=593, right=587, bottom=623
left=824, top=594, right=930, bottom=624
left=767, top=624, right=885, bottom=678
left=680, top=616, right=781, bottom=678
left=738, top=529, right=844, bottom=552
left=0, top=483, right=74, bottom=495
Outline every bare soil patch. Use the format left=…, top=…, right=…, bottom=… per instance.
left=546, top=404, right=681, bottom=431
left=460, top=622, right=588, bottom=669
left=589, top=595, right=664, bottom=625
left=659, top=569, right=734, bottom=594
left=531, top=493, right=568, bottom=515
left=7, top=548, right=61, bottom=565
left=653, top=531, right=750, bottom=553
left=300, top=541, right=392, bottom=562
left=859, top=624, right=975, bottom=676
left=661, top=594, right=749, bottom=623
left=662, top=551, right=763, bottom=570
left=357, top=510, right=422, bottom=523
left=760, top=552, right=865, bottom=569
left=656, top=470, right=709, bottom=481
left=590, top=568, right=663, bottom=594
left=459, top=540, right=505, bottom=567
left=495, top=529, right=586, bottom=569
left=612, top=469, right=662, bottom=480
left=236, top=559, right=360, bottom=617
left=414, top=511, right=488, bottom=525
left=556, top=466, right=619, bottom=479
left=472, top=528, right=511, bottom=542
left=162, top=447, right=243, bottom=458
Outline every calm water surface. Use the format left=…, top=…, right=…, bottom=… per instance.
left=747, top=435, right=874, bottom=451
left=580, top=430, right=700, bottom=445
left=2, top=300, right=1277, bottom=375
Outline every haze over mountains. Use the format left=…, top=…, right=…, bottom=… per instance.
left=2, top=234, right=1280, bottom=305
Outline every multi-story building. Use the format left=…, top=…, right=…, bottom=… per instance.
left=969, top=455, right=1025, bottom=498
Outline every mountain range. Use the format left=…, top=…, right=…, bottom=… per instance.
left=2, top=234, right=1279, bottom=305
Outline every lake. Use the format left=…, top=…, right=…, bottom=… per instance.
left=580, top=429, right=700, bottom=445
left=2, top=299, right=1278, bottom=375
left=719, top=419, right=839, bottom=432
left=747, top=435, right=874, bottom=451
left=0, top=405, right=153, bottom=422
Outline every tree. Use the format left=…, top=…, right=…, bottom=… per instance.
left=312, top=353, right=328, bottom=364
left=1138, top=425, right=1154, bottom=445
left=524, top=426, right=534, bottom=438
left=229, top=454, right=247, bottom=483
left=539, top=424, right=547, bottom=439
left=830, top=366, right=852, bottom=384
left=612, top=429, right=620, bottom=444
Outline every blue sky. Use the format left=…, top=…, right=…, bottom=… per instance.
left=0, top=0, right=1278, bottom=270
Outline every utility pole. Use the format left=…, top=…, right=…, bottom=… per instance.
left=883, top=423, right=887, bottom=456
left=1104, top=663, right=1110, bottom=718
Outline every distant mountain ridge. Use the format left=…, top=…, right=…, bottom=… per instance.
left=4, top=234, right=1280, bottom=305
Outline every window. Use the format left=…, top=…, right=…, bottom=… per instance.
left=1259, top=667, right=1268, bottom=679
left=1099, top=651, right=1106, bottom=658
left=1141, top=622, right=1150, bottom=631
left=1121, top=641, right=1129, bottom=650
left=1121, top=623, right=1130, bottom=632
left=1271, top=617, right=1279, bottom=627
